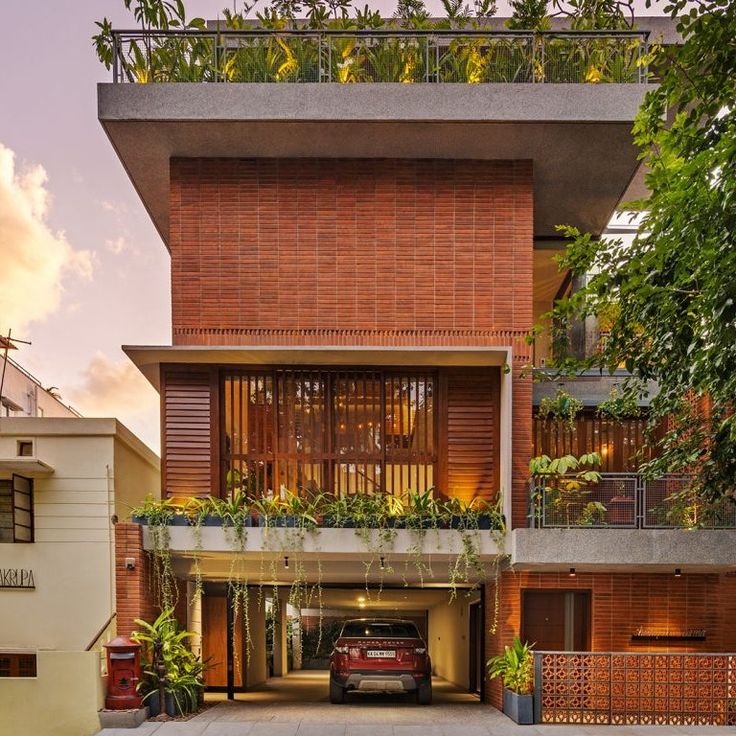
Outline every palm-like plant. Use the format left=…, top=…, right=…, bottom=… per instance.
left=133, top=608, right=205, bottom=715
left=487, top=636, right=534, bottom=694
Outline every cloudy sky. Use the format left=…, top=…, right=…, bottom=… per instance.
left=1, top=0, right=657, bottom=453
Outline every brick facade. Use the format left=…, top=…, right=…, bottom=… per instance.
left=168, top=157, right=534, bottom=526
left=484, top=570, right=736, bottom=708
left=114, top=523, right=157, bottom=637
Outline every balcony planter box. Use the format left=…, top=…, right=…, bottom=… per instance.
left=168, top=515, right=190, bottom=527
left=131, top=515, right=147, bottom=525
left=321, top=516, right=355, bottom=528
left=503, top=689, right=534, bottom=725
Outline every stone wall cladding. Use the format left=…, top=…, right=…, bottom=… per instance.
left=169, top=157, right=534, bottom=527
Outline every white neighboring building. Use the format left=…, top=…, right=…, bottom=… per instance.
left=1, top=347, right=79, bottom=418
left=0, top=416, right=159, bottom=736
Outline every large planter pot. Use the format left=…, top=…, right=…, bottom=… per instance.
left=145, top=690, right=177, bottom=717
left=503, top=688, right=534, bottom=725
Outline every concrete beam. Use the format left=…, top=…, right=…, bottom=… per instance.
left=98, top=82, right=648, bottom=247
left=511, top=528, right=736, bottom=571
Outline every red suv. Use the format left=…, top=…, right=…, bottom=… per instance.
left=329, top=618, right=432, bottom=705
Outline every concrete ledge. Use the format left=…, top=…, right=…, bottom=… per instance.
left=511, top=528, right=736, bottom=571
left=98, top=83, right=649, bottom=246
left=144, top=525, right=503, bottom=558
left=98, top=707, right=149, bottom=729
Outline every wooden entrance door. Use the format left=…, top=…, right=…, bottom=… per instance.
left=521, top=590, right=590, bottom=651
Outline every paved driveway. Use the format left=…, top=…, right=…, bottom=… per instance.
left=96, top=672, right=735, bottom=736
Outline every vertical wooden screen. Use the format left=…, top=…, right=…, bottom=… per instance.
left=444, top=368, right=499, bottom=502
left=533, top=411, right=648, bottom=472
left=222, top=368, right=436, bottom=497
left=163, top=370, right=214, bottom=497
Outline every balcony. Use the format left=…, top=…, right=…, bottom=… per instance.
left=108, top=29, right=649, bottom=85
left=529, top=472, right=736, bottom=530
left=99, top=28, right=652, bottom=247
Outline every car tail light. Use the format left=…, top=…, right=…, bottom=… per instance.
left=334, top=646, right=349, bottom=654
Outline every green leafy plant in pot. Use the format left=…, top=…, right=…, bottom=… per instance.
left=487, top=637, right=535, bottom=724
left=132, top=608, right=205, bottom=718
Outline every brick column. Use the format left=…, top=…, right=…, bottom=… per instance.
left=114, top=522, right=157, bottom=636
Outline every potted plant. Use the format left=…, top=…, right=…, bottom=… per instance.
left=132, top=608, right=205, bottom=718
left=487, top=637, right=535, bottom=724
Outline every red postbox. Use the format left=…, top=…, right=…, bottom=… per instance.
left=104, top=636, right=143, bottom=709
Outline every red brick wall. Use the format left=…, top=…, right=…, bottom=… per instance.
left=169, top=158, right=532, bottom=339
left=115, top=523, right=157, bottom=637
left=168, top=157, right=534, bottom=525
left=485, top=571, right=736, bottom=708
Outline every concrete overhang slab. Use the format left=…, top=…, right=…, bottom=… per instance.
left=98, top=82, right=649, bottom=248
left=0, top=458, right=54, bottom=477
left=511, top=528, right=736, bottom=572
left=123, top=344, right=511, bottom=390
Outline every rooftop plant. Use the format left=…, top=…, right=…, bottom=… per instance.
left=93, top=0, right=647, bottom=84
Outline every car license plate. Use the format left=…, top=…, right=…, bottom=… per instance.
left=367, top=650, right=395, bottom=659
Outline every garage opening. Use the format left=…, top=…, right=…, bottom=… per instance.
left=200, top=583, right=484, bottom=706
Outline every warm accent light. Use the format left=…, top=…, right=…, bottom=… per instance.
left=380, top=556, right=385, bottom=570
left=674, top=568, right=682, bottom=577
left=284, top=556, right=289, bottom=569
left=569, top=567, right=576, bottom=577
left=357, top=596, right=366, bottom=602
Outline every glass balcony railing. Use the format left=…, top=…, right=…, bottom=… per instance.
left=109, top=29, right=649, bottom=85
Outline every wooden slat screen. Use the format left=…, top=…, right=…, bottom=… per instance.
left=533, top=412, right=648, bottom=472
left=163, top=370, right=213, bottom=497
left=445, top=368, right=499, bottom=502
left=222, top=368, right=436, bottom=497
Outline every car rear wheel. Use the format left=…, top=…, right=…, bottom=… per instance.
left=416, top=681, right=432, bottom=705
left=329, top=679, right=346, bottom=704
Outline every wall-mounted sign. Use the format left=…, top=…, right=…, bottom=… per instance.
left=631, top=627, right=706, bottom=642
left=0, top=568, right=35, bottom=589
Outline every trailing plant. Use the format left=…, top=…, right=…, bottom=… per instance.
left=537, top=387, right=583, bottom=430
left=487, top=636, right=534, bottom=694
left=597, top=385, right=641, bottom=421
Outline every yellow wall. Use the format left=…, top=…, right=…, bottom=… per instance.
left=428, top=596, right=477, bottom=690
left=0, top=651, right=105, bottom=736
left=0, top=418, right=159, bottom=736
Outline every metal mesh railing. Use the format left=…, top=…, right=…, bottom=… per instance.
left=529, top=473, right=736, bottom=529
left=110, top=29, right=648, bottom=84
left=535, top=651, right=736, bottom=726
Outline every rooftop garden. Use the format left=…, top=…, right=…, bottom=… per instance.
left=94, top=0, right=650, bottom=83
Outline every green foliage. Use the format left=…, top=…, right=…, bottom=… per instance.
left=546, top=0, right=736, bottom=504
left=133, top=608, right=205, bottom=715
left=529, top=453, right=605, bottom=526
left=537, top=387, right=584, bottom=429
left=94, top=0, right=645, bottom=85
left=597, top=385, right=640, bottom=421
left=487, top=636, right=534, bottom=694
left=506, top=0, right=550, bottom=30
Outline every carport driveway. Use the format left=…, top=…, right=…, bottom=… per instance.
left=96, top=673, right=736, bottom=736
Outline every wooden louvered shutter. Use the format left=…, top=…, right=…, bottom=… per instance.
left=444, top=368, right=500, bottom=502
left=162, top=369, right=214, bottom=498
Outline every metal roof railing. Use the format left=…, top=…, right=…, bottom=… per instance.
left=110, top=28, right=649, bottom=84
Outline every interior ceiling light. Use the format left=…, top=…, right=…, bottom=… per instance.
left=675, top=568, right=682, bottom=577
left=569, top=567, right=576, bottom=577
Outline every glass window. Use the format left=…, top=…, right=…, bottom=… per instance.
left=340, top=621, right=420, bottom=638
left=0, top=653, right=37, bottom=677
left=0, top=476, right=34, bottom=543
left=223, top=369, right=435, bottom=496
